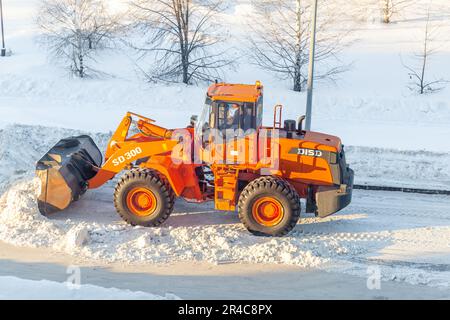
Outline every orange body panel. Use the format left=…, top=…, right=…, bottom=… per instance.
left=141, top=154, right=204, bottom=201
left=274, top=135, right=339, bottom=185
left=195, top=126, right=342, bottom=210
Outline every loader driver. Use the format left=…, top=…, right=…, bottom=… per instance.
left=226, top=103, right=240, bottom=130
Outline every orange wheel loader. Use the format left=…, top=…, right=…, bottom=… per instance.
left=36, top=81, right=354, bottom=236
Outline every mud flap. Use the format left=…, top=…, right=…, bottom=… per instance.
left=36, top=135, right=102, bottom=215
left=316, top=168, right=354, bottom=218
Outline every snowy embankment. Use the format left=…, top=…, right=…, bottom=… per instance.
left=0, top=125, right=449, bottom=288
left=347, top=146, right=450, bottom=190
left=0, top=276, right=178, bottom=299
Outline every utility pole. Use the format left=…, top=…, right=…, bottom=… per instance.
left=304, top=0, right=318, bottom=131
left=0, top=0, right=6, bottom=57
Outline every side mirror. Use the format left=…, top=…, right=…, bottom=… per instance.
left=297, top=115, right=306, bottom=133
left=190, top=115, right=198, bottom=127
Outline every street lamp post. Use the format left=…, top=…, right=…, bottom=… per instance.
left=0, top=0, right=6, bottom=57
left=304, top=0, right=318, bottom=131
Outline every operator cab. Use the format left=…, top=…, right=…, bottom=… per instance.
left=196, top=82, right=263, bottom=139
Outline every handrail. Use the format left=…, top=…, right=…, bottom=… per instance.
left=273, top=104, right=283, bottom=129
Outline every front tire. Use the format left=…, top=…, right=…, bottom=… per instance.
left=238, top=176, right=300, bottom=236
left=114, top=168, right=175, bottom=227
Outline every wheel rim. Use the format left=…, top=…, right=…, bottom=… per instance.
left=252, top=197, right=284, bottom=227
left=126, top=187, right=157, bottom=217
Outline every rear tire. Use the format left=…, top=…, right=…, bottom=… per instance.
left=238, top=176, right=300, bottom=236
left=114, top=168, right=175, bottom=227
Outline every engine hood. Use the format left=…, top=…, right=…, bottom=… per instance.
left=302, top=131, right=342, bottom=152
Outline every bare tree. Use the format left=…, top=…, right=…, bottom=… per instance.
left=129, top=0, right=233, bottom=84
left=380, top=0, right=414, bottom=23
left=37, top=0, right=122, bottom=78
left=402, top=7, right=447, bottom=94
left=248, top=0, right=352, bottom=92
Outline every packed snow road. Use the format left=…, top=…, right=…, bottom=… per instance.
left=57, top=186, right=450, bottom=288
left=0, top=241, right=448, bottom=299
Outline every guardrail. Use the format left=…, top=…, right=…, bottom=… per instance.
left=354, top=184, right=450, bottom=195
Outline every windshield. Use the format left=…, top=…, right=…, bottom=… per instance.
left=195, top=97, right=256, bottom=141
left=195, top=97, right=212, bottom=140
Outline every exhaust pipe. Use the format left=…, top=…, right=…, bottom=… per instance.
left=36, top=135, right=102, bottom=215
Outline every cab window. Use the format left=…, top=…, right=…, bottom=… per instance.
left=256, top=96, right=263, bottom=128
left=215, top=101, right=255, bottom=132
left=241, top=103, right=254, bottom=131
left=217, top=102, right=240, bottom=131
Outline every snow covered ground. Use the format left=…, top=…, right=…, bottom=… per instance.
left=0, top=0, right=449, bottom=298
left=0, top=275, right=178, bottom=299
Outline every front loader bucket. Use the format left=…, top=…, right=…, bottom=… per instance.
left=36, top=135, right=102, bottom=215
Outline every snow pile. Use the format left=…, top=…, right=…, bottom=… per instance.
left=85, top=222, right=346, bottom=267
left=63, top=225, right=91, bottom=250
left=0, top=276, right=179, bottom=300
left=0, top=177, right=352, bottom=268
left=0, top=178, right=64, bottom=247
left=0, top=178, right=41, bottom=221
left=0, top=124, right=109, bottom=193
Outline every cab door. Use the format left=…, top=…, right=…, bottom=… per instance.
left=196, top=100, right=257, bottom=165
left=215, top=102, right=257, bottom=165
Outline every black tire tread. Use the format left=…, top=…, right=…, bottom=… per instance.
left=237, top=176, right=300, bottom=236
left=113, top=168, right=175, bottom=227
